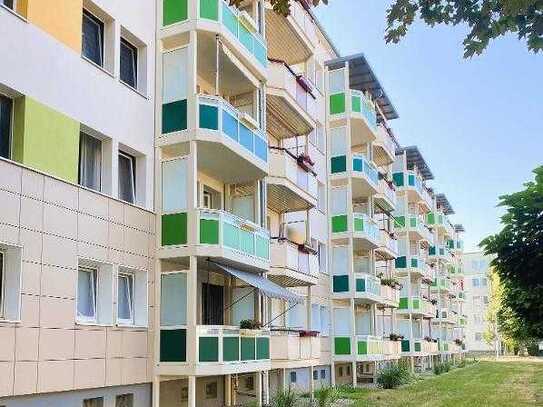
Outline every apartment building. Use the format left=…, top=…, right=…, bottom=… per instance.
left=0, top=1, right=156, bottom=406
left=462, top=251, right=494, bottom=353
left=1, top=0, right=468, bottom=406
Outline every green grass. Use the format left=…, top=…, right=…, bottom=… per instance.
left=341, top=360, right=543, bottom=407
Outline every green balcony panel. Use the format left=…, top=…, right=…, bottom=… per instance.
left=426, top=212, right=435, bottom=225
left=163, top=0, right=188, bottom=25
left=222, top=4, right=238, bottom=35
left=241, top=337, right=256, bottom=360
left=409, top=217, right=417, bottom=227
left=162, top=213, right=188, bottom=246
left=399, top=297, right=408, bottom=309
left=414, top=342, right=421, bottom=352
left=357, top=340, right=368, bottom=355
left=412, top=298, right=420, bottom=309
left=352, top=158, right=363, bottom=172
left=256, top=337, right=270, bottom=359
left=401, top=339, right=410, bottom=352
left=333, top=275, right=349, bottom=293
left=331, top=215, right=348, bottom=233
left=223, top=222, right=239, bottom=250
left=160, top=329, right=186, bottom=362
left=200, top=0, right=218, bottom=20
left=330, top=93, right=346, bottom=115
left=334, top=337, right=351, bottom=355
left=331, top=155, right=347, bottom=173
left=408, top=174, right=415, bottom=186
left=239, top=229, right=255, bottom=255
left=410, top=257, right=418, bottom=268
left=162, top=100, right=187, bottom=133
left=13, top=97, right=80, bottom=183
left=429, top=246, right=436, bottom=256
left=353, top=217, right=364, bottom=232
left=200, top=218, right=219, bottom=244
left=255, top=236, right=270, bottom=260
left=394, top=216, right=406, bottom=228
left=395, top=256, right=407, bottom=269
left=351, top=95, right=361, bottom=113
left=199, top=337, right=219, bottom=362
left=223, top=337, right=240, bottom=362
left=356, top=278, right=366, bottom=292
left=199, top=103, right=219, bottom=130
left=393, top=172, right=404, bottom=187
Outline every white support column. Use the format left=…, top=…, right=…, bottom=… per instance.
left=263, top=370, right=270, bottom=405
left=306, top=286, right=312, bottom=330
left=225, top=375, right=232, bottom=406
left=256, top=371, right=263, bottom=407
left=152, top=376, right=160, bottom=407
left=351, top=361, right=357, bottom=387
left=188, top=375, right=197, bottom=407
left=309, top=366, right=315, bottom=401
left=331, top=362, right=336, bottom=386
left=187, top=255, right=198, bottom=365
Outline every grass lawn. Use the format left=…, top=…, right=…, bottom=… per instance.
left=340, top=360, right=543, bottom=407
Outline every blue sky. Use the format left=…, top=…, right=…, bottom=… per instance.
left=314, top=0, right=543, bottom=251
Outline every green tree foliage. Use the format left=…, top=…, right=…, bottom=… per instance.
left=230, top=0, right=327, bottom=16
left=480, top=166, right=543, bottom=341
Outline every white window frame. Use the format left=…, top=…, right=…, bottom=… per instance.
left=77, top=266, right=98, bottom=323
left=118, top=151, right=136, bottom=204
left=120, top=37, right=138, bottom=89
left=82, top=9, right=105, bottom=68
left=78, top=131, right=103, bottom=192
left=1, top=0, right=16, bottom=11
left=117, top=272, right=135, bottom=326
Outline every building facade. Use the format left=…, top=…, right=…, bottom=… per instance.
left=462, top=251, right=494, bottom=353
left=0, top=1, right=467, bottom=406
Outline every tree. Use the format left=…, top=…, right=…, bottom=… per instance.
left=230, top=0, right=327, bottom=17
left=385, top=0, right=543, bottom=57
left=480, top=166, right=543, bottom=341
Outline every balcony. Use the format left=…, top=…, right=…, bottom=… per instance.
left=394, top=213, right=433, bottom=242
left=401, top=339, right=438, bottom=355
left=394, top=256, right=433, bottom=280
left=159, top=325, right=271, bottom=376
left=270, top=330, right=320, bottom=368
left=382, top=339, right=402, bottom=359
left=436, top=309, right=457, bottom=325
left=373, top=125, right=396, bottom=166
left=269, top=239, right=319, bottom=287
left=393, top=170, right=426, bottom=204
left=431, top=277, right=451, bottom=293
left=329, top=89, right=377, bottom=144
left=375, top=230, right=398, bottom=260
left=397, top=296, right=436, bottom=318
left=374, top=179, right=397, bottom=212
left=161, top=0, right=267, bottom=76
left=267, top=147, right=317, bottom=213
left=380, top=285, right=400, bottom=308
left=160, top=208, right=270, bottom=271
left=429, top=245, right=453, bottom=264
left=330, top=153, right=379, bottom=199
left=352, top=272, right=381, bottom=303
left=265, top=0, right=317, bottom=65
left=267, top=60, right=316, bottom=139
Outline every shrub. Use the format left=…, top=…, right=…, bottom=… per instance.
left=377, top=363, right=411, bottom=389
left=433, top=361, right=453, bottom=375
left=271, top=388, right=300, bottom=407
left=314, top=386, right=340, bottom=407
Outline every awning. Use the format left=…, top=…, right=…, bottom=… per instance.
left=215, top=263, right=304, bottom=304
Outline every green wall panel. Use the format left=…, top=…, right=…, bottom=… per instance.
left=255, top=236, right=269, bottom=259
left=334, top=337, right=351, bottom=355
left=392, top=172, right=404, bottom=187
left=223, top=337, right=240, bottom=361
left=160, top=329, right=187, bottom=362
left=331, top=215, right=348, bottom=233
left=356, top=278, right=365, bottom=292
left=330, top=93, right=346, bottom=115
left=409, top=217, right=417, bottom=227
left=429, top=246, right=436, bottom=256
left=352, top=158, right=363, bottom=172
left=239, top=229, right=255, bottom=255
left=330, top=155, right=346, bottom=173
left=256, top=337, right=270, bottom=359
left=162, top=213, right=188, bottom=246
left=199, top=104, right=218, bottom=130
left=199, top=337, right=219, bottom=362
left=426, top=212, right=436, bottom=225
left=354, top=217, right=364, bottom=232
left=163, top=0, right=188, bottom=25
left=351, top=95, right=361, bottom=113
left=333, top=275, right=349, bottom=293
left=398, top=297, right=408, bottom=309
left=162, top=100, right=187, bottom=134
left=395, top=256, right=407, bottom=269
left=241, top=337, right=256, bottom=360
left=410, top=257, right=418, bottom=268
left=414, top=342, right=421, bottom=352
left=401, top=339, right=410, bottom=352
left=412, top=298, right=420, bottom=309
left=13, top=97, right=79, bottom=183
left=200, top=0, right=218, bottom=20
left=408, top=174, right=415, bottom=186
left=200, top=218, right=219, bottom=244
left=357, top=340, right=367, bottom=355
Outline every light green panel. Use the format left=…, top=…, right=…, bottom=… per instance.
left=13, top=97, right=80, bottom=183
left=330, top=93, right=346, bottom=115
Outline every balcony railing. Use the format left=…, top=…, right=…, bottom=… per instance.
left=377, top=179, right=397, bottom=207
left=354, top=273, right=381, bottom=297
left=196, top=325, right=271, bottom=363
left=352, top=154, right=379, bottom=185
left=269, top=147, right=318, bottom=197
left=270, top=330, right=320, bottom=361
left=350, top=90, right=377, bottom=132
left=198, top=95, right=268, bottom=163
left=393, top=170, right=424, bottom=196
left=431, top=277, right=451, bottom=292
left=353, top=213, right=380, bottom=242
left=382, top=339, right=401, bottom=357
left=399, top=296, right=436, bottom=316
left=288, top=0, right=318, bottom=47
left=199, top=208, right=270, bottom=261
left=375, top=125, right=396, bottom=160
left=356, top=335, right=384, bottom=356
left=378, top=230, right=398, bottom=255
left=380, top=285, right=400, bottom=305
left=270, top=239, right=318, bottom=279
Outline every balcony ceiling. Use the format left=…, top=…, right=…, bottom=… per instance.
left=373, top=143, right=394, bottom=167
left=266, top=9, right=312, bottom=65
left=267, top=182, right=315, bottom=213
left=435, top=193, right=455, bottom=215
left=266, top=95, right=314, bottom=139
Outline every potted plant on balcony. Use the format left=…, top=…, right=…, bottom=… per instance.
left=298, top=241, right=318, bottom=255
left=389, top=333, right=404, bottom=342
left=454, top=338, right=463, bottom=346
left=422, top=277, right=434, bottom=285
left=239, top=319, right=261, bottom=336
left=299, top=330, right=319, bottom=337
left=424, top=336, right=433, bottom=342
left=381, top=277, right=402, bottom=290
left=430, top=298, right=438, bottom=305
left=297, top=152, right=315, bottom=172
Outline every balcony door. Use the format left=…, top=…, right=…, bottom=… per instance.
left=202, top=283, right=224, bottom=325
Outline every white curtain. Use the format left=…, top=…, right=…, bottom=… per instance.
left=77, top=268, right=96, bottom=318
left=231, top=195, right=255, bottom=222
left=79, top=133, right=101, bottom=191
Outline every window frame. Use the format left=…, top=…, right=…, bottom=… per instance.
left=115, top=393, right=134, bottom=407
left=117, top=271, right=135, bottom=326
left=77, top=266, right=98, bottom=323
left=120, top=37, right=138, bottom=89
left=118, top=151, right=136, bottom=204
left=289, top=371, right=297, bottom=383
left=82, top=9, right=105, bottom=68
left=78, top=132, right=103, bottom=192
left=82, top=396, right=104, bottom=407
left=0, top=94, right=13, bottom=160
left=1, top=0, right=15, bottom=11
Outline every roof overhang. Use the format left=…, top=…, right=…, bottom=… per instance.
left=435, top=193, right=455, bottom=215
left=454, top=224, right=465, bottom=233
left=396, top=146, right=434, bottom=180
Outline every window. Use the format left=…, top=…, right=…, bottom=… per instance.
left=475, top=332, right=482, bottom=341
left=0, top=95, right=13, bottom=159
left=346, top=364, right=351, bottom=376
left=205, top=382, right=217, bottom=399
left=318, top=182, right=326, bottom=212
left=483, top=296, right=489, bottom=305
left=117, top=272, right=134, bottom=325
left=289, top=371, right=297, bottom=383
left=79, top=132, right=102, bottom=191
left=320, top=369, right=326, bottom=379
left=318, top=242, right=327, bottom=274
left=316, top=124, right=325, bottom=152
left=83, top=397, right=104, bottom=407
left=118, top=151, right=136, bottom=203
left=1, top=0, right=14, bottom=10
left=120, top=38, right=138, bottom=89
left=77, top=267, right=97, bottom=322
left=82, top=10, right=104, bottom=67
left=472, top=278, right=480, bottom=288
left=115, top=394, right=133, bottom=407
left=313, top=369, right=318, bottom=380
left=244, top=375, right=254, bottom=391
left=338, top=367, right=343, bottom=377
left=481, top=277, right=488, bottom=287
